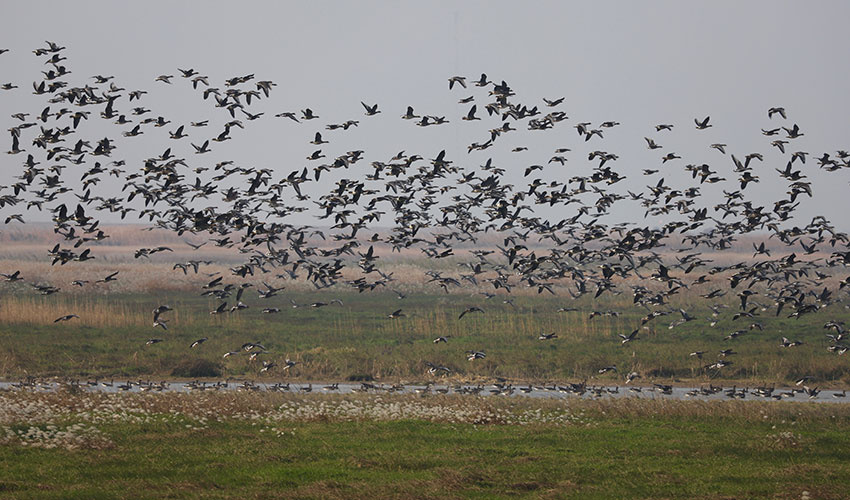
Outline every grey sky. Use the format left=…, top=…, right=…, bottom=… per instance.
left=1, top=1, right=848, bottom=230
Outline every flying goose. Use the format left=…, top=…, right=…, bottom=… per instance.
left=466, top=350, right=486, bottom=361
left=448, top=76, right=466, bottom=89
left=694, top=116, right=711, bottom=129
left=190, top=338, right=207, bottom=348
left=361, top=101, right=380, bottom=116
left=768, top=107, right=786, bottom=119
left=1, top=270, right=22, bottom=281
left=458, top=306, right=484, bottom=319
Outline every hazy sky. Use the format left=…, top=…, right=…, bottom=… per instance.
left=1, top=1, right=849, bottom=230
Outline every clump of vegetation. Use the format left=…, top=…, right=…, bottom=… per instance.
left=170, top=358, right=221, bottom=378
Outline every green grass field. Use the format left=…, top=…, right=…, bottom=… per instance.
left=1, top=287, right=848, bottom=387
left=2, top=390, right=850, bottom=499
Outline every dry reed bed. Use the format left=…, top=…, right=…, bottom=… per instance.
left=1, top=223, right=843, bottom=297
left=2, top=254, right=842, bottom=309
left=0, top=224, right=822, bottom=256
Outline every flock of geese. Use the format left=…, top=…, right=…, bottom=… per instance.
left=4, top=377, right=847, bottom=402
left=1, top=42, right=850, bottom=394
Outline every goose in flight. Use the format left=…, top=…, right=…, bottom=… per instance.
left=1, top=270, right=22, bottom=282
left=662, top=152, right=681, bottom=163
left=96, top=271, right=119, bottom=283
left=706, top=359, right=732, bottom=370
left=361, top=101, right=380, bottom=116
left=780, top=337, right=803, bottom=348
left=694, top=116, right=711, bottom=129
left=308, top=299, right=343, bottom=308
left=54, top=314, right=79, bottom=323
left=190, top=338, right=207, bottom=348
left=466, top=350, right=486, bottom=361
left=256, top=80, right=276, bottom=97
left=783, top=124, right=803, bottom=138
left=645, top=137, right=662, bottom=149
left=538, top=332, right=558, bottom=340
left=402, top=106, right=419, bottom=120
left=229, top=301, right=248, bottom=313
left=169, top=125, right=187, bottom=139
left=803, top=386, right=820, bottom=399
left=275, top=112, right=299, bottom=122
left=192, top=140, right=210, bottom=154
left=768, top=107, right=786, bottom=119
left=210, top=302, right=228, bottom=315
left=462, top=105, right=480, bottom=121
left=458, top=306, right=484, bottom=319
left=618, top=330, right=639, bottom=344
left=242, top=342, right=266, bottom=352
left=153, top=305, right=172, bottom=318
left=770, top=140, right=788, bottom=154
left=387, top=309, right=405, bottom=319
left=426, top=362, right=451, bottom=375
left=448, top=76, right=467, bottom=89
left=473, top=73, right=490, bottom=86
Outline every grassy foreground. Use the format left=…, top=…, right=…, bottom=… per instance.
left=2, top=390, right=850, bottom=499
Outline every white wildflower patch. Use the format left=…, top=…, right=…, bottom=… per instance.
left=0, top=388, right=613, bottom=451
left=4, top=423, right=113, bottom=451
